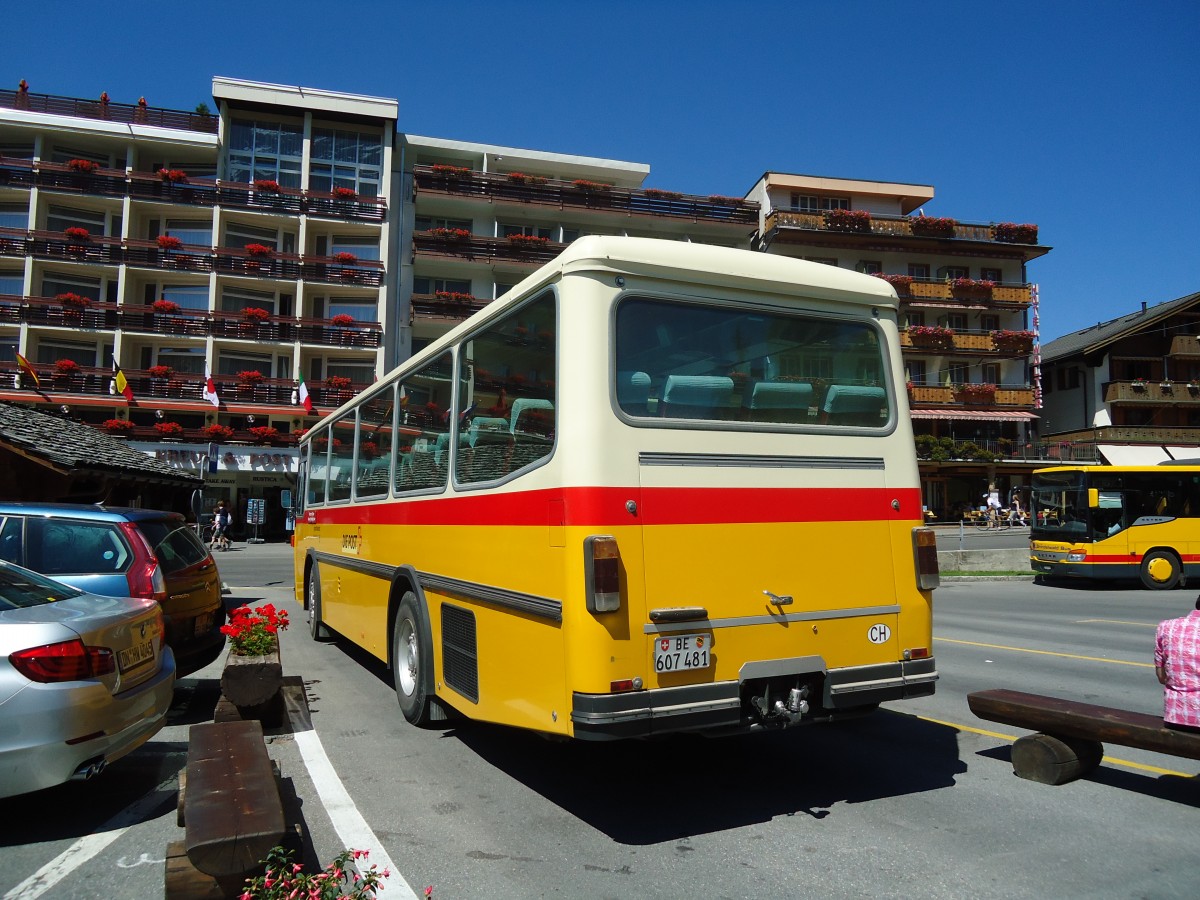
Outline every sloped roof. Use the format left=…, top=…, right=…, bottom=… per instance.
left=0, top=402, right=200, bottom=485
left=1041, top=291, right=1200, bottom=363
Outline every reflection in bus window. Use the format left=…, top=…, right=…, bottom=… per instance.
left=325, top=414, right=356, bottom=503
left=393, top=353, right=453, bottom=494
left=614, top=297, right=889, bottom=427
left=356, top=387, right=394, bottom=500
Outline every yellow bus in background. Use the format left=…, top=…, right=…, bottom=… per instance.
left=1030, top=463, right=1200, bottom=589
left=293, top=236, right=939, bottom=739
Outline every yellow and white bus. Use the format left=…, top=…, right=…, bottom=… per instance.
left=1030, top=463, right=1200, bottom=589
left=293, top=236, right=938, bottom=739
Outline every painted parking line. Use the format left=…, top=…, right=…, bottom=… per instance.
left=293, top=729, right=419, bottom=900
left=1076, top=618, right=1156, bottom=628
left=935, top=637, right=1154, bottom=668
left=3, top=775, right=176, bottom=900
left=917, top=715, right=1195, bottom=779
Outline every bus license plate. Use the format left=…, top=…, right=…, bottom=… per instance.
left=654, top=634, right=711, bottom=673
left=118, top=640, right=155, bottom=673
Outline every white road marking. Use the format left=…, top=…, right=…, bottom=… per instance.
left=294, top=729, right=417, bottom=899
left=3, top=776, right=176, bottom=900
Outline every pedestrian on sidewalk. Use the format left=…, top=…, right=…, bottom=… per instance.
left=1154, top=595, right=1200, bottom=733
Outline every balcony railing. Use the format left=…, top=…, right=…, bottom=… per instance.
left=410, top=292, right=493, bottom=322
left=0, top=293, right=381, bottom=349
left=894, top=279, right=1033, bottom=307
left=413, top=165, right=759, bottom=225
left=1, top=227, right=386, bottom=287
left=1, top=365, right=367, bottom=409
left=914, top=438, right=1100, bottom=466
left=0, top=156, right=387, bottom=223
left=0, top=88, right=219, bottom=133
left=908, top=385, right=1036, bottom=407
left=765, top=210, right=1042, bottom=249
left=1104, top=380, right=1200, bottom=403
left=1054, top=426, right=1200, bottom=446
left=412, top=232, right=567, bottom=266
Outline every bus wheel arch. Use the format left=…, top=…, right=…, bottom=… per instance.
left=1140, top=549, right=1183, bottom=590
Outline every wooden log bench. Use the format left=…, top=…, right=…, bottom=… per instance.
left=165, top=719, right=294, bottom=899
left=967, top=688, right=1200, bottom=785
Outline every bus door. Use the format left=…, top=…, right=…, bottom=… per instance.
left=635, top=454, right=901, bottom=678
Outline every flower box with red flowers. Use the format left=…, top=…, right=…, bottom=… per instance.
left=101, top=418, right=133, bottom=434
left=332, top=186, right=357, bottom=199
left=332, top=252, right=358, bottom=264
left=645, top=188, right=683, bottom=200
left=994, top=222, right=1039, bottom=244
left=252, top=179, right=281, bottom=193
left=67, top=159, right=99, bottom=174
left=910, top=215, right=957, bottom=237
left=990, top=329, right=1035, bottom=352
left=248, top=425, right=280, bottom=444
left=244, top=243, right=274, bottom=258
left=242, top=306, right=271, bottom=322
left=907, top=325, right=955, bottom=349
left=824, top=208, right=872, bottom=233
left=951, top=277, right=996, bottom=297
left=435, top=291, right=476, bottom=304
left=325, top=375, right=352, bottom=389
left=872, top=273, right=915, bottom=292
left=572, top=179, right=612, bottom=192
left=147, top=365, right=174, bottom=379
left=56, top=292, right=90, bottom=307
left=429, top=227, right=472, bottom=241
left=958, top=382, right=997, bottom=402
left=431, top=164, right=472, bottom=178
left=707, top=195, right=743, bottom=205
left=359, top=441, right=378, bottom=460
left=151, top=299, right=181, bottom=313
left=154, top=421, right=185, bottom=438
left=330, top=314, right=356, bottom=327
left=158, top=169, right=188, bottom=183
left=156, top=235, right=184, bottom=250
left=236, top=369, right=265, bottom=384
left=63, top=227, right=91, bottom=242
left=53, top=358, right=81, bottom=374
left=203, top=424, right=234, bottom=441
left=507, top=233, right=550, bottom=247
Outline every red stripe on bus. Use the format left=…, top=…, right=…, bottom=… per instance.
left=307, top=486, right=923, bottom=528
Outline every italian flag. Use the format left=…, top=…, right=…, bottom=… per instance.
left=298, top=373, right=313, bottom=412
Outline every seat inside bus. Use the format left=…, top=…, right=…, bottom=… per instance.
left=743, top=381, right=815, bottom=423
left=821, top=384, right=888, bottom=426
left=660, top=375, right=736, bottom=419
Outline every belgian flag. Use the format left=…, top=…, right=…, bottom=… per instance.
left=112, top=357, right=134, bottom=401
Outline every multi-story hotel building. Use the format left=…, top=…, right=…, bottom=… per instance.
left=0, top=76, right=1048, bottom=529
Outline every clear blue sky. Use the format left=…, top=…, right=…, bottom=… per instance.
left=5, top=1, right=1197, bottom=342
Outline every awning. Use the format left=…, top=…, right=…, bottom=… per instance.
left=909, top=409, right=1040, bottom=421
left=1098, top=444, right=1170, bottom=466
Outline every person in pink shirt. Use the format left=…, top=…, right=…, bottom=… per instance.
left=1154, top=595, right=1200, bottom=732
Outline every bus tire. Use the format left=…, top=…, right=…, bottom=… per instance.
left=1140, top=550, right=1181, bottom=590
left=394, top=591, right=435, bottom=726
left=307, top=563, right=332, bottom=640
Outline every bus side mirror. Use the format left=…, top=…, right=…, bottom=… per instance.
left=1087, top=488, right=1099, bottom=508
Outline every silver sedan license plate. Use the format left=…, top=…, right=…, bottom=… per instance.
left=118, top=640, right=155, bottom=673
left=654, top=633, right=711, bottom=673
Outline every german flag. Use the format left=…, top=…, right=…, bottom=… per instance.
left=112, top=357, right=134, bottom=401
left=15, top=352, right=39, bottom=388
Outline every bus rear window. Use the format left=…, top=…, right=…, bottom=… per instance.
left=614, top=297, right=890, bottom=427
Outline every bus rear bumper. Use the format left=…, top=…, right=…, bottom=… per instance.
left=570, top=658, right=937, bottom=740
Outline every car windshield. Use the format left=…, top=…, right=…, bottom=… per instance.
left=0, top=564, right=82, bottom=610
left=135, top=520, right=210, bottom=574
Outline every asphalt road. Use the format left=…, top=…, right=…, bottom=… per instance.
left=1, top=545, right=1197, bottom=899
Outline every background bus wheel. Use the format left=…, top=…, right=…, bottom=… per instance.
left=1140, top=550, right=1181, bottom=590
left=394, top=591, right=434, bottom=726
left=307, top=564, right=331, bottom=641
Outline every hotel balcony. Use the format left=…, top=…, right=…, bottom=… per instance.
left=908, top=384, right=1036, bottom=409
left=898, top=278, right=1033, bottom=308
left=1, top=87, right=219, bottom=133
left=762, top=210, right=1049, bottom=259
left=413, top=165, right=759, bottom=226
left=410, top=292, right=493, bottom=323
left=412, top=231, right=566, bottom=267
left=0, top=293, right=381, bottom=349
left=1, top=364, right=366, bottom=411
left=1104, top=380, right=1200, bottom=405
left=1, top=228, right=385, bottom=288
left=0, top=157, right=386, bottom=224
left=900, top=328, right=1034, bottom=356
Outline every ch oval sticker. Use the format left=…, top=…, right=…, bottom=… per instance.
left=867, top=623, right=892, bottom=644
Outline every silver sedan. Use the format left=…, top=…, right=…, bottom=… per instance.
left=0, top=561, right=176, bottom=799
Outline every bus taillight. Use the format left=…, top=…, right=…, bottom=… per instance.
left=584, top=535, right=621, bottom=613
left=912, top=527, right=940, bottom=591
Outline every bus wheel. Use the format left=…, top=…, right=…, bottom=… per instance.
left=307, top=564, right=331, bottom=640
left=1140, top=550, right=1181, bottom=590
left=394, top=591, right=433, bottom=726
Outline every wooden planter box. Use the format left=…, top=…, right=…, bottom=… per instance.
left=220, top=645, right=282, bottom=713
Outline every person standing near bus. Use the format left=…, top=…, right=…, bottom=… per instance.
left=986, top=484, right=1002, bottom=528
left=1154, top=596, right=1200, bottom=732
